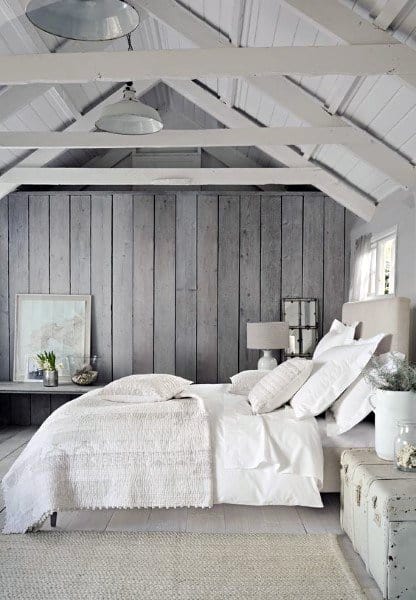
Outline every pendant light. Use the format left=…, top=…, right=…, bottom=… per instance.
left=95, top=34, right=163, bottom=135
left=25, top=0, right=140, bottom=42
left=95, top=82, right=163, bottom=134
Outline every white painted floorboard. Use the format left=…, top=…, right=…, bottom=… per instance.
left=0, top=427, right=382, bottom=599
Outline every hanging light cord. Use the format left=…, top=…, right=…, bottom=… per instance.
left=126, top=33, right=134, bottom=88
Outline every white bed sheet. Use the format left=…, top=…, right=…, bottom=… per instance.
left=186, top=384, right=324, bottom=508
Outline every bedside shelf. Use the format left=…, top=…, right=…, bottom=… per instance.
left=0, top=382, right=103, bottom=395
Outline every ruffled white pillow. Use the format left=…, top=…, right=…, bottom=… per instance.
left=229, top=370, right=269, bottom=396
left=291, top=334, right=384, bottom=419
left=248, top=358, right=313, bottom=415
left=313, top=319, right=358, bottom=359
left=100, top=374, right=193, bottom=403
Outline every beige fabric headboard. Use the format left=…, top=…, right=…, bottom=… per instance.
left=342, top=297, right=410, bottom=357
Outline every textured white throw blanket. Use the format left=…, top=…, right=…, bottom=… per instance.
left=2, top=389, right=212, bottom=533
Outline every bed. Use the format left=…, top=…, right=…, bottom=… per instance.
left=2, top=297, right=410, bottom=533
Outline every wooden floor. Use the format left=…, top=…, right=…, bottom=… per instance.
left=0, top=427, right=381, bottom=599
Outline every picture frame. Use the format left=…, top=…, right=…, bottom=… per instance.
left=14, top=294, right=91, bottom=382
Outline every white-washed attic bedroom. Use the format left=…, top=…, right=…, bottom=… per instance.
left=0, top=1, right=416, bottom=599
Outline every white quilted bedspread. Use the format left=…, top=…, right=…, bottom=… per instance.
left=2, top=389, right=212, bottom=533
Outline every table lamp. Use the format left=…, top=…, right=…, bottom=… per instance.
left=247, top=322, right=290, bottom=370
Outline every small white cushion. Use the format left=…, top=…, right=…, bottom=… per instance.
left=291, top=334, right=384, bottom=419
left=100, top=374, right=192, bottom=403
left=313, top=319, right=358, bottom=359
left=248, top=358, right=313, bottom=415
left=229, top=370, right=269, bottom=396
left=328, top=351, right=403, bottom=435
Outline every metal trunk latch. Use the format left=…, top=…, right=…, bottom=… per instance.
left=355, top=485, right=362, bottom=507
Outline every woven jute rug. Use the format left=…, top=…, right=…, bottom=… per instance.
left=0, top=531, right=365, bottom=600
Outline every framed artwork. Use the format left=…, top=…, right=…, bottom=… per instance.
left=14, top=294, right=91, bottom=382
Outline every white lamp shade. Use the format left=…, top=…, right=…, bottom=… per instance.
left=95, top=88, right=163, bottom=135
left=26, top=0, right=140, bottom=42
left=247, top=322, right=289, bottom=350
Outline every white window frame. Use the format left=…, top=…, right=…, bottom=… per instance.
left=368, top=226, right=397, bottom=298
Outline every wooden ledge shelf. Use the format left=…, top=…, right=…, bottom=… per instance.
left=0, top=382, right=103, bottom=395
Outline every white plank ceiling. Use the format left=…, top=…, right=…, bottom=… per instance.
left=0, top=0, right=416, bottom=202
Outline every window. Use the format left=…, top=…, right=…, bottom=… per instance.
left=368, top=227, right=397, bottom=296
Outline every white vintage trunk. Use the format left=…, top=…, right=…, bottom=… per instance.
left=373, top=390, right=416, bottom=460
left=341, top=449, right=416, bottom=599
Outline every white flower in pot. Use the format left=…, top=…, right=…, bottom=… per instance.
left=364, top=353, right=416, bottom=460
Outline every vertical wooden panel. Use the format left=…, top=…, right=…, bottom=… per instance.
left=50, top=194, right=71, bottom=412
left=218, top=195, right=239, bottom=382
left=303, top=194, right=324, bottom=338
left=91, top=194, right=112, bottom=383
left=112, top=194, right=133, bottom=378
left=281, top=195, right=303, bottom=298
left=154, top=194, right=176, bottom=374
left=70, top=195, right=91, bottom=294
left=29, top=195, right=50, bottom=425
left=197, top=194, right=218, bottom=383
left=324, top=198, right=345, bottom=334
left=239, top=195, right=261, bottom=371
left=176, top=192, right=197, bottom=381
left=50, top=194, right=70, bottom=295
left=0, top=196, right=9, bottom=425
left=133, top=194, right=155, bottom=374
left=9, top=193, right=30, bottom=425
left=261, top=195, right=282, bottom=321
left=29, top=195, right=50, bottom=294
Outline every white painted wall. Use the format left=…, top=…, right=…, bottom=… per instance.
left=350, top=188, right=416, bottom=359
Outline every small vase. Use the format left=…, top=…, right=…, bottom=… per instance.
left=395, top=422, right=416, bottom=472
left=43, top=369, right=58, bottom=387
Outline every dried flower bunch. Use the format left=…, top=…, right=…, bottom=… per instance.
left=364, top=353, right=416, bottom=392
left=36, top=350, right=57, bottom=372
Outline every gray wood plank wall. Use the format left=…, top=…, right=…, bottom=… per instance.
left=0, top=191, right=349, bottom=426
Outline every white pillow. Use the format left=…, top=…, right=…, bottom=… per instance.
left=291, top=334, right=384, bottom=419
left=313, top=319, right=358, bottom=359
left=248, top=358, right=313, bottom=415
left=229, top=370, right=269, bottom=396
left=100, top=374, right=193, bottom=403
left=328, top=351, right=403, bottom=435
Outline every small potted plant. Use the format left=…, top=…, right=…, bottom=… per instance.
left=37, top=350, right=59, bottom=387
left=364, top=353, right=416, bottom=460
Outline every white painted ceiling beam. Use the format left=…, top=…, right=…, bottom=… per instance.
left=0, top=166, right=322, bottom=186
left=1, top=45, right=415, bottom=85
left=2, top=165, right=376, bottom=220
left=164, top=79, right=376, bottom=221
left=0, top=126, right=376, bottom=149
left=281, top=0, right=416, bottom=89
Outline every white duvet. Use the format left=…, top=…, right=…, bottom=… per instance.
left=183, top=384, right=324, bottom=508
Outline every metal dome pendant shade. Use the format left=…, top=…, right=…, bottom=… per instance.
left=95, top=84, right=163, bottom=135
left=25, top=0, right=140, bottom=42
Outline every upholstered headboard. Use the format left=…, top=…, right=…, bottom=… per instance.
left=342, top=297, right=410, bottom=357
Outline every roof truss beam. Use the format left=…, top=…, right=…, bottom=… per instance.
left=0, top=126, right=378, bottom=149
left=1, top=45, right=415, bottom=85
left=0, top=167, right=323, bottom=187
